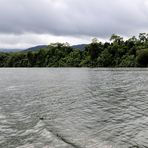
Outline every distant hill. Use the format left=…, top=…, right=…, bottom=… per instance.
left=0, top=44, right=87, bottom=53
left=71, top=44, right=87, bottom=50
left=24, top=44, right=87, bottom=52
left=0, top=49, right=22, bottom=53
left=23, top=45, right=48, bottom=52
left=0, top=45, right=47, bottom=53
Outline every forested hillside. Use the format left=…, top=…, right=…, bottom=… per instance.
left=0, top=33, right=148, bottom=67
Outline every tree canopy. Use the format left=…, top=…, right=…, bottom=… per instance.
left=0, top=33, right=148, bottom=67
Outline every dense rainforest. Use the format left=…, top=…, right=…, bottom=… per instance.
left=0, top=33, right=148, bottom=67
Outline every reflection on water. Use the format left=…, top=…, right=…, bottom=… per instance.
left=0, top=68, right=148, bottom=148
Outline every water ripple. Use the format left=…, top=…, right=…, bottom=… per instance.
left=0, top=68, right=148, bottom=148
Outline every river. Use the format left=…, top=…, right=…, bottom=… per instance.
left=0, top=68, right=148, bottom=148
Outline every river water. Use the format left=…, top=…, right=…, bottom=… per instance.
left=0, top=68, right=148, bottom=148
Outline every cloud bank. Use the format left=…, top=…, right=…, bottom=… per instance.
left=0, top=0, right=148, bottom=48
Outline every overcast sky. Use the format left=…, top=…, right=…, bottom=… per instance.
left=0, top=0, right=148, bottom=49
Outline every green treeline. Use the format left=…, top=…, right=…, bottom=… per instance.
left=1, top=33, right=148, bottom=67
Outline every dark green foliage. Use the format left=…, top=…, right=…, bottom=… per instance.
left=97, top=49, right=113, bottom=67
left=85, top=38, right=103, bottom=61
left=0, top=53, right=9, bottom=67
left=120, top=55, right=136, bottom=67
left=1, top=33, right=148, bottom=67
left=59, top=49, right=82, bottom=67
left=136, top=49, right=148, bottom=67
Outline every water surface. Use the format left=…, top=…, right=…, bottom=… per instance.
left=0, top=68, right=148, bottom=148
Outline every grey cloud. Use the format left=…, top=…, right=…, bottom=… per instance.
left=0, top=0, right=148, bottom=38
